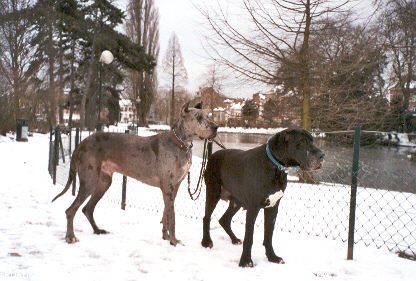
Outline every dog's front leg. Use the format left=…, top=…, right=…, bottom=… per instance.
left=161, top=184, right=181, bottom=246
left=239, top=207, right=260, bottom=267
left=263, top=205, right=284, bottom=264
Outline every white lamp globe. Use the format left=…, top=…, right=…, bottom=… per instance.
left=99, top=50, right=114, bottom=64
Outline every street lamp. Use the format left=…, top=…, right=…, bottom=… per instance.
left=97, top=50, right=114, bottom=131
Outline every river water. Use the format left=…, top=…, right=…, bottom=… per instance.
left=191, top=133, right=416, bottom=194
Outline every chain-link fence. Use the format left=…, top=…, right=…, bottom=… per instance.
left=49, top=126, right=416, bottom=260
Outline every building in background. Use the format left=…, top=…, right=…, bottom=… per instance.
left=119, top=99, right=136, bottom=123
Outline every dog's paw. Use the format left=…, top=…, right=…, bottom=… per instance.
left=231, top=238, right=242, bottom=245
left=239, top=257, right=254, bottom=268
left=267, top=254, right=285, bottom=264
left=94, top=229, right=109, bottom=235
left=170, top=239, right=181, bottom=246
left=201, top=238, right=213, bottom=248
left=65, top=235, right=79, bottom=244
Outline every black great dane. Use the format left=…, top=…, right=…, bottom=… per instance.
left=201, top=128, right=324, bottom=267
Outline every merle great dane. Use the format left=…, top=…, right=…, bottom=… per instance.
left=201, top=128, right=324, bottom=267
left=52, top=102, right=218, bottom=246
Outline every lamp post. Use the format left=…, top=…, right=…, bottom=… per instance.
left=97, top=50, right=114, bottom=131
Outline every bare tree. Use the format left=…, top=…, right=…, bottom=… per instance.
left=0, top=0, right=39, bottom=127
left=377, top=0, right=416, bottom=131
left=198, top=0, right=352, bottom=130
left=126, top=0, right=159, bottom=127
left=201, top=64, right=225, bottom=116
left=308, top=17, right=387, bottom=130
left=153, top=87, right=171, bottom=124
left=162, top=32, right=188, bottom=126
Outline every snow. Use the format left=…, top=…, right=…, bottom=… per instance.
left=230, top=102, right=243, bottom=110
left=112, top=124, right=286, bottom=135
left=213, top=107, right=225, bottom=112
left=379, top=132, right=416, bottom=147
left=1, top=133, right=416, bottom=281
left=108, top=124, right=286, bottom=136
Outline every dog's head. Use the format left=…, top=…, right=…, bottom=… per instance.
left=180, top=102, right=218, bottom=139
left=269, top=128, right=324, bottom=171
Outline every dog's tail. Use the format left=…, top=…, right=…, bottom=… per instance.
left=51, top=151, right=77, bottom=202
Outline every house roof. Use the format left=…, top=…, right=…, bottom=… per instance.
left=230, top=103, right=243, bottom=110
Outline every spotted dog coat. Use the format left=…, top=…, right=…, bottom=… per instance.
left=53, top=102, right=218, bottom=246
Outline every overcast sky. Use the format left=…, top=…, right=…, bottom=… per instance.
left=155, top=0, right=210, bottom=94
left=116, top=0, right=375, bottom=99
left=116, top=0, right=261, bottom=98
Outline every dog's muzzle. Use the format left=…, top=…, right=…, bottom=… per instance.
left=210, top=125, right=219, bottom=139
left=310, top=151, right=325, bottom=171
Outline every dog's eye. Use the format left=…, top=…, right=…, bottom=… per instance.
left=196, top=114, right=203, bottom=123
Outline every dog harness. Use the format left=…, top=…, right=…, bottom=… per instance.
left=266, top=137, right=300, bottom=173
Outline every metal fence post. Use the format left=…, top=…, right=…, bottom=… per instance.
left=53, top=126, right=60, bottom=185
left=347, top=126, right=361, bottom=260
left=58, top=128, right=65, bottom=163
left=75, top=127, right=80, bottom=147
left=72, top=128, right=80, bottom=196
left=121, top=176, right=127, bottom=210
left=121, top=129, right=129, bottom=210
left=48, top=126, right=54, bottom=177
left=207, top=140, right=213, bottom=157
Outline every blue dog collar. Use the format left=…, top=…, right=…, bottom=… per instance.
left=266, top=137, right=300, bottom=173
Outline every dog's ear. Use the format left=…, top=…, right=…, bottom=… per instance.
left=194, top=102, right=203, bottom=109
left=276, top=129, right=290, bottom=145
left=181, top=102, right=190, bottom=113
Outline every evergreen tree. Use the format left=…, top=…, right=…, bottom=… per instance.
left=263, top=98, right=279, bottom=126
left=76, top=0, right=155, bottom=129
left=242, top=99, right=259, bottom=127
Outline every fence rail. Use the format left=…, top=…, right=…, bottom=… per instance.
left=48, top=126, right=416, bottom=260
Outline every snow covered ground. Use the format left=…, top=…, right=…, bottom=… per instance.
left=1, top=133, right=415, bottom=281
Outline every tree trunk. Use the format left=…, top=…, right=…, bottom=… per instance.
left=138, top=109, right=148, bottom=127
left=299, top=0, right=312, bottom=130
left=170, top=60, right=175, bottom=126
left=48, top=47, right=56, bottom=126
left=47, top=10, right=57, bottom=126
left=80, top=7, right=99, bottom=129
left=68, top=39, right=75, bottom=129
left=58, top=27, right=64, bottom=125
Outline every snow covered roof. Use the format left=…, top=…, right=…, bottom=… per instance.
left=230, top=103, right=243, bottom=110
left=119, top=99, right=132, bottom=106
left=214, top=107, right=225, bottom=112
